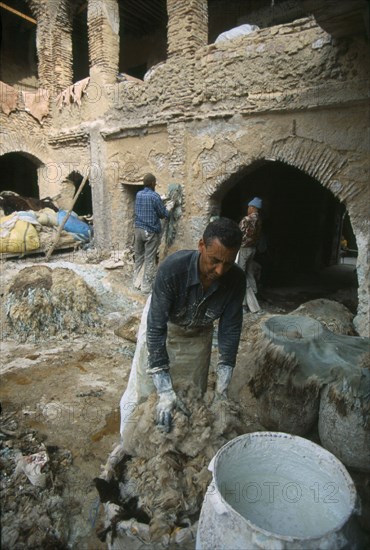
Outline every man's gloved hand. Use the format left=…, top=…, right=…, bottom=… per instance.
left=156, top=389, right=189, bottom=432
left=215, top=364, right=233, bottom=400
left=152, top=371, right=190, bottom=432
left=166, top=199, right=175, bottom=211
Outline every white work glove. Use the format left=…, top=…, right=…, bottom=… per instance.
left=152, top=371, right=190, bottom=432
left=215, top=364, right=233, bottom=400
left=166, top=200, right=175, bottom=211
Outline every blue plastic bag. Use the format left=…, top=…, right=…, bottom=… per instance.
left=57, top=210, right=91, bottom=242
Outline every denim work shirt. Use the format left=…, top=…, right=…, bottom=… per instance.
left=134, top=187, right=169, bottom=233
left=147, top=249, right=246, bottom=372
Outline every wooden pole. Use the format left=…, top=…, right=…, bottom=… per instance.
left=45, top=173, right=90, bottom=261
left=0, top=3, right=37, bottom=24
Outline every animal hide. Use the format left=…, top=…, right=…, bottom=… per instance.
left=0, top=192, right=58, bottom=215
left=99, top=385, right=245, bottom=545
left=56, top=77, right=90, bottom=110
left=0, top=81, right=18, bottom=115
left=21, top=89, right=49, bottom=123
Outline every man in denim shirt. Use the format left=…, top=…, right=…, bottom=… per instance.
left=134, top=173, right=170, bottom=293
left=120, top=217, right=246, bottom=437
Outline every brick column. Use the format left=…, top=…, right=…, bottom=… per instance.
left=88, top=0, right=119, bottom=83
left=34, top=1, right=73, bottom=95
left=52, top=24, right=73, bottom=93
left=167, top=0, right=208, bottom=58
left=36, top=22, right=54, bottom=90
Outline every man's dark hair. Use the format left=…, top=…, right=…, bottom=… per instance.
left=143, top=173, right=156, bottom=187
left=203, top=217, right=242, bottom=249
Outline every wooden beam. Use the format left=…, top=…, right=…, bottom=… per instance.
left=45, top=173, right=90, bottom=261
left=0, top=2, right=37, bottom=24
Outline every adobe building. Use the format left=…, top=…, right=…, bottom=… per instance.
left=0, top=0, right=369, bottom=335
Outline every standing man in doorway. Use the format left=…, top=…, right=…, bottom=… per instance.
left=134, top=173, right=170, bottom=293
left=238, top=197, right=263, bottom=313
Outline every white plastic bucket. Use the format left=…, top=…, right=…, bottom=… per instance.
left=196, top=432, right=357, bottom=549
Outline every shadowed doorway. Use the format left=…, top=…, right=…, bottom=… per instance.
left=219, top=161, right=358, bottom=311
left=0, top=152, right=39, bottom=196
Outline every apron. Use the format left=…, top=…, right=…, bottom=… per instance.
left=120, top=295, right=213, bottom=441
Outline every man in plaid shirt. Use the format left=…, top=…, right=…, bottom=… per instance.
left=134, top=173, right=170, bottom=293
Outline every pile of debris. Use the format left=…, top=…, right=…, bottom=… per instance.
left=0, top=408, right=74, bottom=549
left=4, top=265, right=101, bottom=341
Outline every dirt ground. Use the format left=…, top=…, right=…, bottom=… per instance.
left=0, top=250, right=368, bottom=549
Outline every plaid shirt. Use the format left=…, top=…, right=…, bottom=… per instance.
left=135, top=187, right=169, bottom=233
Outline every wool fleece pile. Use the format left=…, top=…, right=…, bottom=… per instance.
left=4, top=265, right=101, bottom=340
left=96, top=384, right=246, bottom=547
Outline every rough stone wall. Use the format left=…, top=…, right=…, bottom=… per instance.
left=88, top=0, right=119, bottom=83
left=106, top=18, right=368, bottom=121
left=167, top=0, right=208, bottom=58
left=27, top=0, right=73, bottom=93
left=97, top=17, right=368, bottom=332
left=53, top=2, right=73, bottom=94
left=1, top=2, right=369, bottom=333
left=99, top=124, right=171, bottom=247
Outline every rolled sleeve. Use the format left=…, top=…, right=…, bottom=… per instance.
left=154, top=195, right=169, bottom=220
left=217, top=274, right=245, bottom=369
left=146, top=267, right=173, bottom=372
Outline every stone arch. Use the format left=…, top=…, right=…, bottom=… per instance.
left=204, top=138, right=363, bottom=245
left=0, top=134, right=47, bottom=167
left=205, top=137, right=349, bottom=211
left=0, top=136, right=60, bottom=200
left=266, top=138, right=367, bottom=335
left=268, top=137, right=348, bottom=198
left=0, top=151, right=41, bottom=197
left=202, top=138, right=367, bottom=335
left=0, top=140, right=62, bottom=209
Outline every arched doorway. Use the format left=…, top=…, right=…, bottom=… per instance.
left=0, top=152, right=39, bottom=196
left=66, top=171, right=92, bottom=216
left=217, top=160, right=358, bottom=309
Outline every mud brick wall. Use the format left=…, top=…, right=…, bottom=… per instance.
left=167, top=0, right=208, bottom=58
left=0, top=0, right=369, bottom=334
left=88, top=0, right=119, bottom=83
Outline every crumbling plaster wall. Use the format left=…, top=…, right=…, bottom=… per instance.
left=91, top=16, right=368, bottom=333
left=89, top=124, right=171, bottom=250
left=98, top=17, right=368, bottom=231
left=1, top=3, right=368, bottom=333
